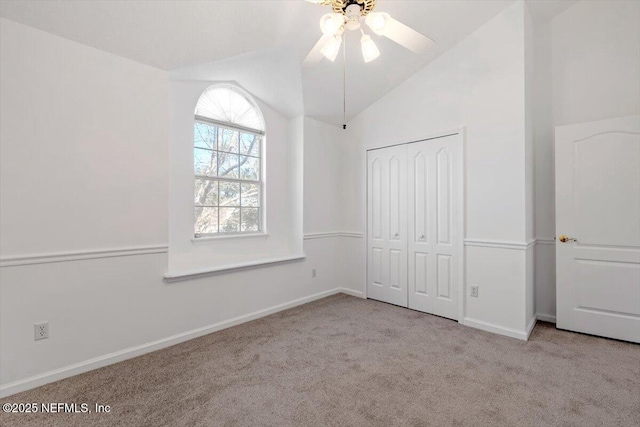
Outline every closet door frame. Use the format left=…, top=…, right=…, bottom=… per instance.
left=364, top=129, right=466, bottom=323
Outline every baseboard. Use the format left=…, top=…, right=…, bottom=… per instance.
left=525, top=315, right=538, bottom=340
left=0, top=287, right=352, bottom=398
left=536, top=313, right=557, bottom=323
left=463, top=317, right=532, bottom=341
left=338, top=288, right=365, bottom=298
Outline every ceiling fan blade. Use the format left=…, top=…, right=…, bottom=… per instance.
left=302, top=34, right=331, bottom=66
left=382, top=16, right=434, bottom=54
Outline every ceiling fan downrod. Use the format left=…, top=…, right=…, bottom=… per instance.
left=343, top=31, right=347, bottom=130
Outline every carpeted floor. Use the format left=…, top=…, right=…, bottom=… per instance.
left=1, top=294, right=639, bottom=427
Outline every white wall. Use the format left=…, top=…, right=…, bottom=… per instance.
left=304, top=118, right=344, bottom=234
left=532, top=14, right=556, bottom=321
left=524, top=4, right=536, bottom=329
left=303, top=117, right=365, bottom=297
left=168, top=83, right=301, bottom=274
left=552, top=0, right=640, bottom=127
left=344, top=1, right=534, bottom=336
left=167, top=47, right=306, bottom=274
left=0, top=19, right=168, bottom=255
left=533, top=0, right=640, bottom=320
left=0, top=19, right=353, bottom=396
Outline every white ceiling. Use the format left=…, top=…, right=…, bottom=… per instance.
left=0, top=0, right=577, bottom=125
left=170, top=46, right=305, bottom=120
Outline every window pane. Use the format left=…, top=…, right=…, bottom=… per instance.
left=240, top=156, right=260, bottom=181
left=218, top=152, right=239, bottom=178
left=195, top=207, right=218, bottom=234
left=241, top=208, right=259, bottom=232
left=195, top=86, right=264, bottom=132
left=194, top=179, right=218, bottom=206
left=219, top=129, right=239, bottom=153
left=240, top=133, right=260, bottom=156
left=194, top=122, right=217, bottom=150
left=219, top=181, right=240, bottom=207
left=194, top=148, right=217, bottom=177
left=219, top=207, right=240, bottom=233
left=241, top=183, right=259, bottom=207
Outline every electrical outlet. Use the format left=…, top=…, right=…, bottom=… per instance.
left=34, top=322, right=49, bottom=341
left=312, top=268, right=317, bottom=278
left=470, top=285, right=479, bottom=298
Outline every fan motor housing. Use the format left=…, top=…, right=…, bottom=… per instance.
left=332, top=0, right=377, bottom=16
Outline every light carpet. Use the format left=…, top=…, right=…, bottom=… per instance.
left=1, top=294, right=639, bottom=426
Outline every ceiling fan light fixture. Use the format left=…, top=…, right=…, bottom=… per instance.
left=361, top=34, right=380, bottom=63
left=320, top=13, right=345, bottom=36
left=365, top=12, right=389, bottom=35
left=305, top=0, right=435, bottom=129
left=345, top=4, right=363, bottom=31
left=321, top=35, right=342, bottom=62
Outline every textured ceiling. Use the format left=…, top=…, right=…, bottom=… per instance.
left=0, top=0, right=577, bottom=125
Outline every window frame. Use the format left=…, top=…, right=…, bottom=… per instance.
left=193, top=114, right=265, bottom=238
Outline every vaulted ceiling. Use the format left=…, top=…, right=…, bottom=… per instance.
left=0, top=0, right=577, bottom=125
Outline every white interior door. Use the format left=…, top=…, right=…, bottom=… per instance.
left=367, top=145, right=408, bottom=307
left=556, top=115, right=640, bottom=343
left=407, top=135, right=460, bottom=320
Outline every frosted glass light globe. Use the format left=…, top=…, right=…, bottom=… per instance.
left=321, top=35, right=342, bottom=62
left=320, top=13, right=344, bottom=36
left=361, top=34, right=380, bottom=63
left=365, top=12, right=389, bottom=35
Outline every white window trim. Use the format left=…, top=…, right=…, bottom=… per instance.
left=164, top=253, right=306, bottom=281
left=195, top=115, right=264, bottom=136
left=191, top=232, right=269, bottom=245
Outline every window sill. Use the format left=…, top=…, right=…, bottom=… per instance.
left=191, top=233, right=269, bottom=245
left=164, top=253, right=306, bottom=282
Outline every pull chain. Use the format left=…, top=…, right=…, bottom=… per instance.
left=343, top=32, right=347, bottom=130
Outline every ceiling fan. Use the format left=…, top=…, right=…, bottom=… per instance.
left=303, top=0, right=435, bottom=66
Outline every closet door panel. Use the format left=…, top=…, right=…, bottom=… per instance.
left=371, top=248, right=383, bottom=286
left=408, top=145, right=433, bottom=313
left=408, top=135, right=460, bottom=320
left=413, top=151, right=428, bottom=244
left=437, top=254, right=453, bottom=300
left=432, top=138, right=459, bottom=320
left=436, top=148, right=452, bottom=246
left=389, top=249, right=402, bottom=289
left=367, top=145, right=407, bottom=307
left=367, top=154, right=386, bottom=303
left=414, top=252, right=428, bottom=295
left=371, top=159, right=383, bottom=239
left=389, top=155, right=402, bottom=241
left=386, top=146, right=408, bottom=306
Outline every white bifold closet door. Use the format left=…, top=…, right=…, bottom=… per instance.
left=367, top=144, right=408, bottom=307
left=407, top=137, right=460, bottom=320
left=367, top=135, right=460, bottom=321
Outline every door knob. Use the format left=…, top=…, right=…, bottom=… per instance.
left=420, top=234, right=425, bottom=240
left=394, top=233, right=399, bottom=238
left=558, top=234, right=577, bottom=243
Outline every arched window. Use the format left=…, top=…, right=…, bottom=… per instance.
left=193, top=85, right=265, bottom=237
